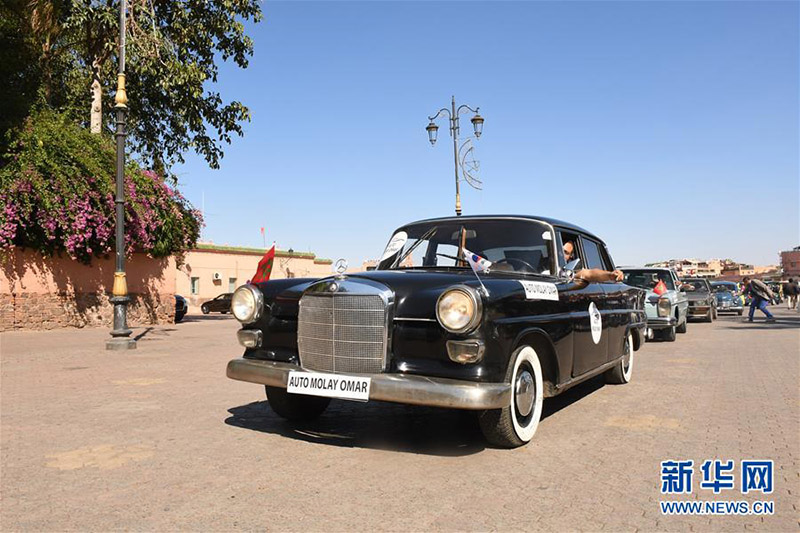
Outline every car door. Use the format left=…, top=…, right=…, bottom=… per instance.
left=211, top=294, right=226, bottom=312
left=579, top=235, right=617, bottom=366
left=673, top=271, right=688, bottom=318
left=555, top=230, right=608, bottom=377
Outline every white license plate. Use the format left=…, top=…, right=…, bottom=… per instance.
left=286, top=371, right=371, bottom=402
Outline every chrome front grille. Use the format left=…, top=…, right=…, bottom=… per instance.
left=298, top=290, right=388, bottom=374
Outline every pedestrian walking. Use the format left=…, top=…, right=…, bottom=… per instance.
left=742, top=276, right=775, bottom=322
left=785, top=278, right=798, bottom=310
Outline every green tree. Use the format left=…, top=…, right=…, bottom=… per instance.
left=1, top=0, right=262, bottom=173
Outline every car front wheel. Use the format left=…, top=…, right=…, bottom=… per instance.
left=676, top=316, right=687, bottom=334
left=201, top=305, right=209, bottom=315
left=704, top=309, right=713, bottom=323
left=605, top=334, right=634, bottom=384
left=265, top=386, right=330, bottom=421
left=661, top=326, right=676, bottom=342
left=478, top=345, right=544, bottom=448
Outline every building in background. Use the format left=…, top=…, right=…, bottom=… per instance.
left=645, top=257, right=779, bottom=280
left=780, top=247, right=800, bottom=279
left=177, top=243, right=334, bottom=308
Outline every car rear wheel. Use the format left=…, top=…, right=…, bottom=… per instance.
left=605, top=334, right=634, bottom=384
left=265, top=386, right=330, bottom=421
left=478, top=345, right=544, bottom=448
left=201, top=305, right=209, bottom=315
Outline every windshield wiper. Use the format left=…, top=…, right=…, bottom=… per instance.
left=435, top=252, right=466, bottom=265
left=393, top=226, right=437, bottom=268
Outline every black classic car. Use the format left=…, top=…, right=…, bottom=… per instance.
left=226, top=216, right=646, bottom=447
left=201, top=293, right=232, bottom=314
left=680, top=277, right=717, bottom=322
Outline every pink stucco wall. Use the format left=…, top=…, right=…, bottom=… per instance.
left=1, top=248, right=176, bottom=331
left=1, top=248, right=175, bottom=295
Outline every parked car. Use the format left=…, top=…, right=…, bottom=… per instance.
left=766, top=281, right=783, bottom=304
left=620, top=267, right=688, bottom=341
left=201, top=293, right=232, bottom=314
left=226, top=215, right=647, bottom=447
left=175, top=294, right=188, bottom=322
left=710, top=281, right=743, bottom=316
left=680, top=277, right=717, bottom=322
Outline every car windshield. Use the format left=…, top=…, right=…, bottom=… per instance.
left=682, top=279, right=709, bottom=292
left=377, top=219, right=555, bottom=275
left=711, top=283, right=737, bottom=293
left=622, top=270, right=675, bottom=291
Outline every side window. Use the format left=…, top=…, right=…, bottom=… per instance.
left=190, top=277, right=200, bottom=295
left=581, top=237, right=608, bottom=270
left=601, top=245, right=615, bottom=270
left=557, top=231, right=583, bottom=269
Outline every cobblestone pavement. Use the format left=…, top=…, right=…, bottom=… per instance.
left=2, top=309, right=798, bottom=531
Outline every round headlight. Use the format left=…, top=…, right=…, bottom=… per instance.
left=436, top=286, right=482, bottom=334
left=657, top=297, right=671, bottom=317
left=232, top=285, right=263, bottom=324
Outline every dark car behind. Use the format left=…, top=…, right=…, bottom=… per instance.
left=201, top=293, right=232, bottom=314
left=710, top=281, right=743, bottom=316
left=175, top=295, right=188, bottom=322
left=681, top=277, right=717, bottom=322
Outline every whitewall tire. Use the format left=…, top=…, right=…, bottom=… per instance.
left=479, top=345, right=544, bottom=447
left=605, top=333, right=634, bottom=384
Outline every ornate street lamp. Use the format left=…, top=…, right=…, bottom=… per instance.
left=106, top=0, right=135, bottom=350
left=426, top=96, right=484, bottom=216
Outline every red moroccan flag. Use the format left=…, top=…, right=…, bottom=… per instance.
left=251, top=245, right=275, bottom=283
left=653, top=280, right=667, bottom=295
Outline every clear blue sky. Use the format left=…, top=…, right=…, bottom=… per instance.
left=174, top=1, right=799, bottom=267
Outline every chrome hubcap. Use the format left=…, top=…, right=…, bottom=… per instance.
left=515, top=369, right=535, bottom=417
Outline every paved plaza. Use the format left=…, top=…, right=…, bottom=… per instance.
left=1, top=309, right=798, bottom=531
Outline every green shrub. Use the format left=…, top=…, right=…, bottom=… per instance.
left=0, top=108, right=202, bottom=264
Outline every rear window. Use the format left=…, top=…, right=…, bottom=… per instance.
left=581, top=238, right=607, bottom=270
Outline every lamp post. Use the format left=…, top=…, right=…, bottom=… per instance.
left=106, top=0, right=135, bottom=350
left=426, top=96, right=484, bottom=216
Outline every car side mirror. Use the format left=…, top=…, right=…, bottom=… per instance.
left=559, top=258, right=581, bottom=281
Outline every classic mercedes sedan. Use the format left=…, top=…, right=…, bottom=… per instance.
left=620, top=267, right=688, bottom=341
left=227, top=216, right=647, bottom=447
left=680, top=277, right=717, bottom=322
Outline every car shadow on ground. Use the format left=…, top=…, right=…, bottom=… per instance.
left=225, top=377, right=604, bottom=455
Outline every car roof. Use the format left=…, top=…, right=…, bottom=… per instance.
left=619, top=266, right=673, bottom=271
left=401, top=215, right=603, bottom=242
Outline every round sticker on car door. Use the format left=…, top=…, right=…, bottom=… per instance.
left=589, top=302, right=602, bottom=344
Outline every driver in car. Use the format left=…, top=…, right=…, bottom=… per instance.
left=563, top=241, right=624, bottom=283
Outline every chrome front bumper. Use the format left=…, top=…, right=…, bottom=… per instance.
left=227, top=358, right=511, bottom=410
left=646, top=316, right=677, bottom=329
